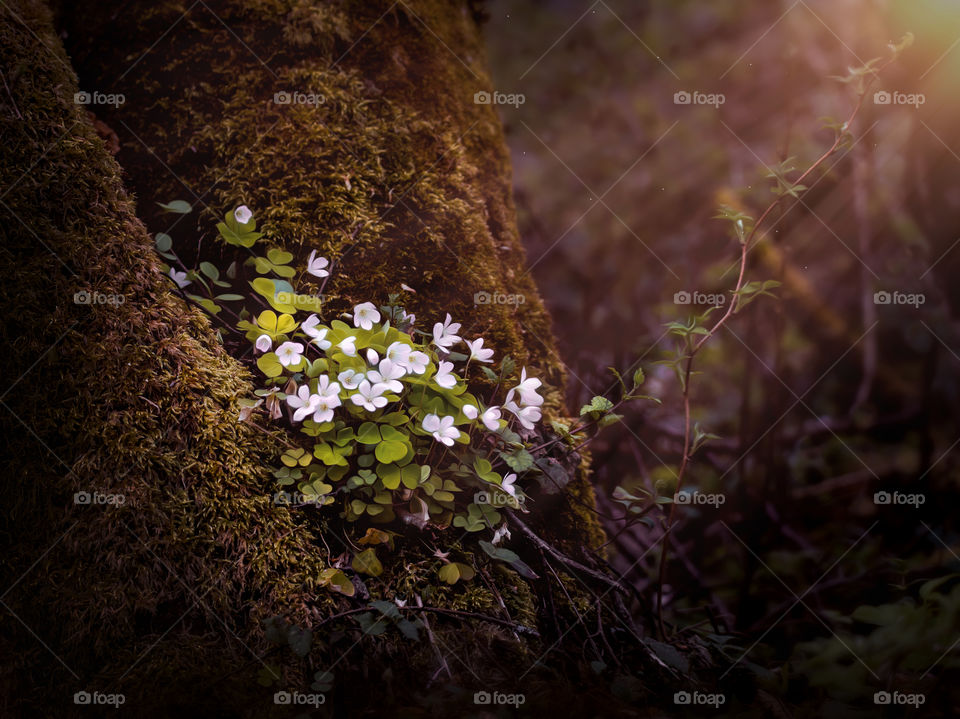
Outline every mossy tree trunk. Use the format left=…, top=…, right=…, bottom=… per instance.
left=0, top=2, right=667, bottom=717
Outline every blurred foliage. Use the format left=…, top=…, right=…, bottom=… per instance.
left=486, top=0, right=960, bottom=713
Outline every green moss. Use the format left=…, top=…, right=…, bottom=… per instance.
left=0, top=0, right=616, bottom=715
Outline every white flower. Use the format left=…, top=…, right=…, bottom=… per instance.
left=506, top=367, right=544, bottom=407
left=505, top=400, right=542, bottom=430
left=480, top=406, right=502, bottom=431
left=366, top=348, right=380, bottom=366
left=422, top=413, right=460, bottom=447
left=367, top=358, right=405, bottom=393
left=433, top=360, right=457, bottom=390
left=404, top=350, right=430, bottom=375
left=431, top=313, right=462, bottom=353
left=276, top=341, right=305, bottom=368
left=254, top=334, right=272, bottom=353
left=492, top=524, right=511, bottom=545
left=234, top=205, right=252, bottom=224
left=306, top=250, right=329, bottom=278
left=353, top=302, right=380, bottom=330
left=465, top=337, right=494, bottom=363
left=385, top=341, right=411, bottom=366
left=310, top=376, right=342, bottom=423
left=350, top=379, right=389, bottom=411
left=310, top=395, right=339, bottom=423
left=315, top=374, right=341, bottom=398
left=301, top=315, right=332, bottom=350
left=168, top=267, right=190, bottom=289
left=462, top=404, right=479, bottom=420
left=398, top=309, right=416, bottom=327
left=286, top=384, right=321, bottom=422
left=337, top=336, right=357, bottom=356
left=501, top=473, right=518, bottom=499
left=338, top=368, right=365, bottom=390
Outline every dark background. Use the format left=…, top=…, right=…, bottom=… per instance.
left=484, top=1, right=960, bottom=713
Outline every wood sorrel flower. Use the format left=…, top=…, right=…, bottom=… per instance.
left=422, top=413, right=460, bottom=446
left=306, top=250, right=329, bottom=278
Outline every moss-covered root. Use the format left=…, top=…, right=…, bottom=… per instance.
left=0, top=0, right=628, bottom=715
left=1, top=1, right=333, bottom=716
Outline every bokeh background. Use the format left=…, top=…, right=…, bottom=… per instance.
left=484, top=0, right=960, bottom=712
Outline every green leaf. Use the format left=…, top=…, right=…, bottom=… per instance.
left=378, top=463, right=402, bottom=490
left=632, top=367, right=645, bottom=387
left=478, top=539, right=538, bottom=579
left=267, top=248, right=294, bottom=265
left=318, top=568, right=355, bottom=596
left=287, top=626, right=312, bottom=658
left=199, top=261, right=219, bottom=280
left=438, top=562, right=475, bottom=584
left=256, top=352, right=284, bottom=378
left=155, top=233, right=172, bottom=252
left=157, top=200, right=192, bottom=214
left=357, top=422, right=382, bottom=445
left=352, top=548, right=383, bottom=577
left=580, top=395, right=614, bottom=417
left=500, top=448, right=534, bottom=473
left=250, top=277, right=296, bottom=312
left=375, top=440, right=407, bottom=464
